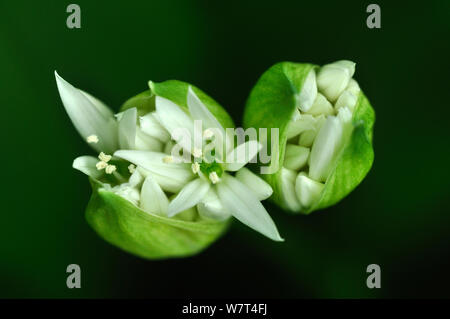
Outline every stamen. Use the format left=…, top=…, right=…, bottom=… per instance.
left=191, top=162, right=200, bottom=174
left=96, top=161, right=108, bottom=170
left=209, top=172, right=220, bottom=184
left=203, top=129, right=214, bottom=139
left=128, top=164, right=136, bottom=174
left=163, top=156, right=174, bottom=163
left=86, top=135, right=99, bottom=143
left=192, top=147, right=203, bottom=158
left=105, top=164, right=117, bottom=174
left=98, top=152, right=112, bottom=163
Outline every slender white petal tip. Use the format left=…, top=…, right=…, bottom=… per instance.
left=54, top=71, right=118, bottom=153
left=73, top=156, right=103, bottom=179
left=98, top=152, right=112, bottom=163
left=209, top=172, right=220, bottom=184
left=96, top=161, right=108, bottom=170
left=86, top=135, right=99, bottom=143
left=297, top=69, right=317, bottom=112
left=216, top=174, right=283, bottom=241
left=317, top=60, right=356, bottom=102
left=128, top=164, right=136, bottom=174
left=295, top=173, right=325, bottom=209
left=191, top=162, right=200, bottom=174
left=235, top=167, right=273, bottom=201
left=105, top=164, right=116, bottom=174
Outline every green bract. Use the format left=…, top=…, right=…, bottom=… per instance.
left=86, top=179, right=229, bottom=259
left=243, top=61, right=375, bottom=214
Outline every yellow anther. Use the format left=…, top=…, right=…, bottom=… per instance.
left=105, top=164, right=117, bottom=174
left=98, top=152, right=112, bottom=163
left=86, top=135, right=99, bottom=143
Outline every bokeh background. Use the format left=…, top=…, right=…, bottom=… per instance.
left=1, top=0, right=450, bottom=298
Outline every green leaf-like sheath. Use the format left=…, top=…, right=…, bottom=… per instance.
left=85, top=80, right=234, bottom=259
left=243, top=62, right=375, bottom=214
left=86, top=180, right=230, bottom=259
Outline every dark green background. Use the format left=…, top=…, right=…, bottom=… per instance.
left=1, top=0, right=449, bottom=298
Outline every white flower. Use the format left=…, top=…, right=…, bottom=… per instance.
left=57, top=72, right=282, bottom=241
left=114, top=87, right=283, bottom=241
left=279, top=60, right=359, bottom=211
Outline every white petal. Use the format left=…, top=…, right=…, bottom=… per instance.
left=197, top=189, right=231, bottom=221
left=295, top=173, right=325, bottom=209
left=316, top=60, right=355, bottom=102
left=280, top=168, right=301, bottom=211
left=216, top=174, right=283, bottom=241
left=118, top=107, right=137, bottom=149
left=107, top=184, right=140, bottom=206
left=187, top=87, right=233, bottom=155
left=140, top=174, right=169, bottom=216
left=114, top=150, right=193, bottom=193
left=187, top=86, right=225, bottom=132
left=235, top=167, right=273, bottom=200
left=335, top=90, right=358, bottom=112
left=346, top=79, right=360, bottom=96
left=283, top=144, right=310, bottom=171
left=139, top=113, right=170, bottom=143
left=72, top=156, right=103, bottom=179
left=128, top=169, right=144, bottom=187
left=309, top=116, right=343, bottom=182
left=135, top=128, right=163, bottom=152
left=55, top=71, right=118, bottom=153
left=306, top=93, right=334, bottom=116
left=286, top=113, right=316, bottom=139
left=168, top=178, right=210, bottom=217
left=297, top=69, right=317, bottom=112
left=298, top=115, right=326, bottom=147
left=155, top=96, right=194, bottom=152
left=80, top=90, right=115, bottom=120
left=298, top=130, right=316, bottom=147
left=225, top=140, right=261, bottom=171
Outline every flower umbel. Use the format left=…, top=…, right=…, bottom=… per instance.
left=55, top=72, right=282, bottom=259
left=243, top=60, right=375, bottom=214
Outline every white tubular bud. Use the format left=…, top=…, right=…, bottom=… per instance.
left=335, top=90, right=358, bottom=112
left=283, top=144, right=310, bottom=171
left=280, top=167, right=301, bottom=211
left=297, top=69, right=317, bottom=112
left=306, top=93, right=334, bottom=116
left=317, top=60, right=356, bottom=102
left=295, top=173, right=325, bottom=209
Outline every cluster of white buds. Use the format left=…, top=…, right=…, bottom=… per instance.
left=282, top=60, right=360, bottom=211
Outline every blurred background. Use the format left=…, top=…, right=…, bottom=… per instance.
left=1, top=0, right=449, bottom=298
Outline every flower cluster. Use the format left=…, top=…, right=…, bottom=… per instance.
left=55, top=72, right=282, bottom=243
left=280, top=60, right=360, bottom=211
